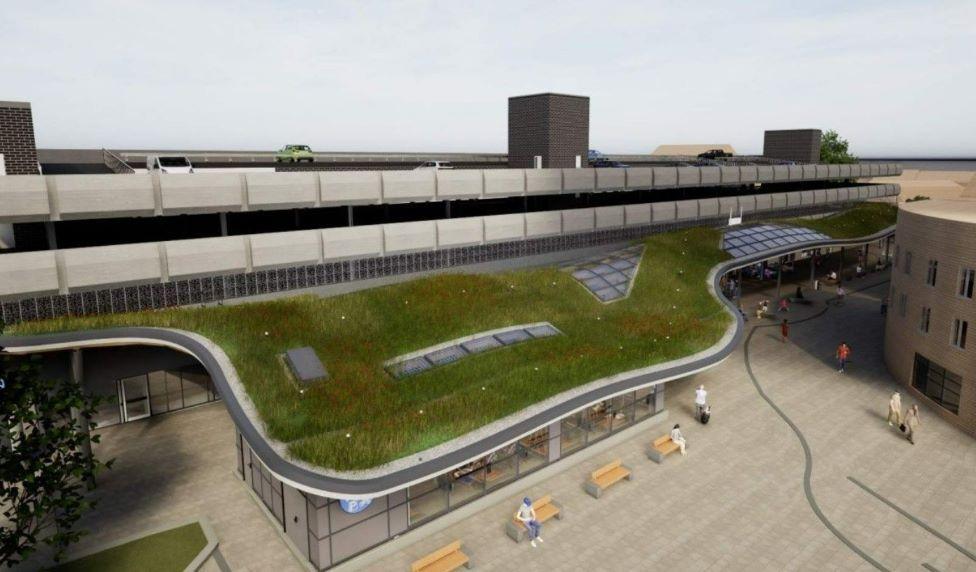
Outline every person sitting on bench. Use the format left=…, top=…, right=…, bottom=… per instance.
left=670, top=424, right=687, bottom=455
left=516, top=497, right=544, bottom=547
left=794, top=285, right=804, bottom=300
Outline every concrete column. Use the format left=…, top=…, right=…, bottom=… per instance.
left=445, top=201, right=452, bottom=219
left=44, top=221, right=57, bottom=250
left=69, top=349, right=95, bottom=487
left=654, top=384, right=665, bottom=414
left=219, top=212, right=228, bottom=236
left=547, top=420, right=561, bottom=463
left=810, top=254, right=816, bottom=286
left=347, top=205, right=354, bottom=227
left=839, top=247, right=845, bottom=284
left=776, top=258, right=782, bottom=300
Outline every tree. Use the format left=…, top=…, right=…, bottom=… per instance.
left=820, top=129, right=858, bottom=164
left=1, top=328, right=111, bottom=567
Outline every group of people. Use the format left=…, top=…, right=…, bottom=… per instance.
left=887, top=391, right=922, bottom=444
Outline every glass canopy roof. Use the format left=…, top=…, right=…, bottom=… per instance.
left=722, top=224, right=831, bottom=258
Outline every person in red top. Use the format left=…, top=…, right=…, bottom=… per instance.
left=781, top=319, right=789, bottom=343
left=836, top=342, right=851, bottom=373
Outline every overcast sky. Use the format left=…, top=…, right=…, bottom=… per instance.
left=3, top=1, right=974, bottom=156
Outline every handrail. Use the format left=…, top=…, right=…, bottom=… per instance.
left=101, top=148, right=135, bottom=174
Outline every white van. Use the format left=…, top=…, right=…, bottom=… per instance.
left=414, top=161, right=453, bottom=171
left=147, top=155, right=194, bottom=174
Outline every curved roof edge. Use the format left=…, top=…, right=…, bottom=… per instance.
left=0, top=226, right=895, bottom=498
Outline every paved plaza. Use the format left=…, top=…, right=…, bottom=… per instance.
left=31, top=269, right=976, bottom=571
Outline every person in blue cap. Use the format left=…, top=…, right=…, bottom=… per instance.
left=515, top=497, right=543, bottom=547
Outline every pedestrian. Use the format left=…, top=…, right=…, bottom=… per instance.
left=781, top=319, right=789, bottom=343
left=694, top=385, right=708, bottom=420
left=836, top=285, right=847, bottom=305
left=670, top=424, right=687, bottom=455
left=880, top=296, right=888, bottom=315
left=795, top=285, right=804, bottom=300
left=755, top=301, right=765, bottom=320
left=779, top=297, right=790, bottom=312
left=903, top=404, right=920, bottom=444
left=887, top=392, right=902, bottom=427
left=515, top=497, right=544, bottom=547
left=836, top=342, right=851, bottom=373
left=700, top=405, right=711, bottom=425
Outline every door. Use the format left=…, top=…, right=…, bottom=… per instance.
left=120, top=375, right=151, bottom=422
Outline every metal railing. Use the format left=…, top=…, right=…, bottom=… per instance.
left=101, top=148, right=135, bottom=174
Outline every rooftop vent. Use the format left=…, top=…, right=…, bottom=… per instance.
left=284, top=347, right=328, bottom=387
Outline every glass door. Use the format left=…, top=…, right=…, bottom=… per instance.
left=120, top=375, right=151, bottom=422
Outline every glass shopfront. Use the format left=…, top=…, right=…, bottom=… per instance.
left=92, top=364, right=219, bottom=428
left=239, top=385, right=664, bottom=570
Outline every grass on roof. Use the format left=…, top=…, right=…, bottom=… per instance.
left=12, top=203, right=897, bottom=471
left=47, top=522, right=207, bottom=572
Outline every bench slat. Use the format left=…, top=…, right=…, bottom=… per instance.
left=591, top=459, right=622, bottom=480
left=412, top=541, right=463, bottom=572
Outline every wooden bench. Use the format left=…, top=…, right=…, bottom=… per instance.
left=505, top=494, right=564, bottom=542
left=584, top=459, right=632, bottom=498
left=411, top=540, right=471, bottom=572
left=648, top=434, right=681, bottom=463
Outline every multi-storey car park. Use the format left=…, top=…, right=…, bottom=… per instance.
left=0, top=95, right=905, bottom=569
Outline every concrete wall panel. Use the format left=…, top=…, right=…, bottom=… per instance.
left=787, top=165, right=803, bottom=181
left=719, top=167, right=740, bottom=185
left=0, top=250, right=58, bottom=296
left=384, top=220, right=436, bottom=253
left=381, top=170, right=435, bottom=203
left=770, top=193, right=788, bottom=209
left=322, top=226, right=383, bottom=259
left=246, top=172, right=317, bottom=209
left=737, top=195, right=757, bottom=213
left=624, top=203, right=651, bottom=226
left=250, top=230, right=321, bottom=269
left=799, top=190, right=815, bottom=205
left=160, top=173, right=242, bottom=214
left=700, top=167, right=720, bottom=186
left=484, top=213, right=526, bottom=242
left=827, top=165, right=841, bottom=179
left=561, top=208, right=595, bottom=232
left=0, top=175, right=49, bottom=220
left=838, top=164, right=852, bottom=179
left=56, top=174, right=155, bottom=218
left=869, top=164, right=881, bottom=177
left=625, top=167, right=652, bottom=189
left=651, top=201, right=676, bottom=221
left=849, top=164, right=863, bottom=178
left=754, top=194, right=773, bottom=211
left=718, top=196, right=738, bottom=216
left=813, top=189, right=827, bottom=204
left=756, top=166, right=774, bottom=182
left=815, top=165, right=829, bottom=179
left=773, top=165, right=790, bottom=181
left=436, top=169, right=483, bottom=200
left=677, top=167, right=700, bottom=187
left=698, top=197, right=720, bottom=218
left=739, top=166, right=758, bottom=184
left=436, top=217, right=484, bottom=247
left=524, top=170, right=562, bottom=195
left=63, top=243, right=161, bottom=288
left=836, top=187, right=850, bottom=201
left=562, top=169, right=595, bottom=192
left=594, top=206, right=624, bottom=228
left=595, top=168, right=626, bottom=191
left=802, top=165, right=817, bottom=180
left=484, top=169, right=525, bottom=197
left=166, top=236, right=246, bottom=278
left=320, top=171, right=381, bottom=205
left=825, top=188, right=838, bottom=203
left=675, top=199, right=698, bottom=220
left=525, top=211, right=562, bottom=237
left=652, top=167, right=678, bottom=188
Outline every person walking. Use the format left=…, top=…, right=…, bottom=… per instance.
left=694, top=385, right=708, bottom=420
left=779, top=297, right=790, bottom=312
left=515, top=497, right=544, bottom=547
left=836, top=342, right=851, bottom=373
left=781, top=319, right=790, bottom=343
left=887, top=392, right=902, bottom=427
left=836, top=285, right=847, bottom=305
left=670, top=424, right=687, bottom=455
left=904, top=404, right=921, bottom=444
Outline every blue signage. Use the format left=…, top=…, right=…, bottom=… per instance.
left=339, top=498, right=372, bottom=514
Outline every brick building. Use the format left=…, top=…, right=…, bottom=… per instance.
left=763, top=129, right=821, bottom=163
left=0, top=101, right=40, bottom=175
left=508, top=93, right=589, bottom=168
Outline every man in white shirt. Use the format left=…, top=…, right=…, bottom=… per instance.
left=515, top=497, right=543, bottom=547
left=694, top=385, right=708, bottom=420
left=670, top=424, right=687, bottom=455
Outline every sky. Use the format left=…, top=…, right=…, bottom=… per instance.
left=2, top=1, right=974, bottom=157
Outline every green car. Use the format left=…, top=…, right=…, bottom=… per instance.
left=275, top=144, right=314, bottom=163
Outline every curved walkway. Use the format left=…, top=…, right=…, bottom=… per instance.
left=0, top=228, right=895, bottom=497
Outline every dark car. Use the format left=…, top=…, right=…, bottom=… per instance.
left=697, top=149, right=733, bottom=160
left=591, top=158, right=629, bottom=168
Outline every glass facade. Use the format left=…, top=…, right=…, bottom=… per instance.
left=238, top=385, right=664, bottom=570
left=912, top=353, right=962, bottom=414
left=92, top=364, right=219, bottom=428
